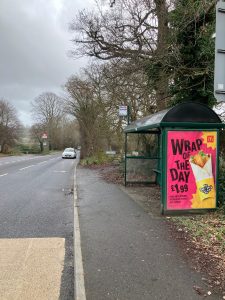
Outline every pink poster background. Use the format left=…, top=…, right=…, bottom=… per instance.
left=166, top=131, right=217, bottom=210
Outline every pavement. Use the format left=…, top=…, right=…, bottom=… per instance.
left=77, top=167, right=221, bottom=300
left=0, top=238, right=65, bottom=300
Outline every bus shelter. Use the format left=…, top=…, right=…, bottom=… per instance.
left=124, top=102, right=225, bottom=213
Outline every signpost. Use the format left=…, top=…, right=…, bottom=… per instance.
left=119, top=105, right=130, bottom=124
left=119, top=106, right=128, bottom=117
left=41, top=133, right=48, bottom=151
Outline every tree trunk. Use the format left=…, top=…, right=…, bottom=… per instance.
left=40, top=141, right=44, bottom=152
left=155, top=0, right=170, bottom=110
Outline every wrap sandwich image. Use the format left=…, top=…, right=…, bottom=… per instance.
left=190, top=151, right=215, bottom=208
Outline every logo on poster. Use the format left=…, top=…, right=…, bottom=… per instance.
left=207, top=136, right=214, bottom=143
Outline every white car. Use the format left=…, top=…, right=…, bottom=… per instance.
left=62, top=148, right=76, bottom=159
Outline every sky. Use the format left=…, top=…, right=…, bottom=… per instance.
left=0, top=0, right=94, bottom=126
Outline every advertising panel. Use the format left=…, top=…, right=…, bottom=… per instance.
left=167, top=131, right=217, bottom=210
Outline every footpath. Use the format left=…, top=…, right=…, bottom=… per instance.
left=77, top=167, right=222, bottom=300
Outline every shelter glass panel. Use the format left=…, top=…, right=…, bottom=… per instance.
left=126, top=133, right=159, bottom=158
left=126, top=158, right=158, bottom=183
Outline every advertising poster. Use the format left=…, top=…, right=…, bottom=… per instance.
left=167, top=131, right=217, bottom=210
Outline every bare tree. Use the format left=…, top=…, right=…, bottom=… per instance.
left=70, top=0, right=170, bottom=109
left=91, top=61, right=156, bottom=151
left=65, top=75, right=104, bottom=157
left=97, top=61, right=157, bottom=119
left=31, top=92, right=64, bottom=150
left=30, top=123, right=46, bottom=152
left=72, top=0, right=157, bottom=60
left=0, top=99, right=21, bottom=153
left=59, top=118, right=80, bottom=149
left=65, top=60, right=156, bottom=156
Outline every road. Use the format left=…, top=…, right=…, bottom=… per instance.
left=0, top=154, right=76, bottom=300
left=0, top=155, right=221, bottom=300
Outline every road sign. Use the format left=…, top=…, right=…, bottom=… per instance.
left=119, top=106, right=128, bottom=117
left=214, top=0, right=225, bottom=101
left=42, top=133, right=48, bottom=139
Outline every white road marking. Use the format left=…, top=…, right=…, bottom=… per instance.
left=74, top=166, right=86, bottom=300
left=38, top=161, right=48, bottom=164
left=0, top=156, right=59, bottom=169
left=19, top=165, right=35, bottom=171
left=53, top=170, right=67, bottom=173
left=0, top=173, right=8, bottom=177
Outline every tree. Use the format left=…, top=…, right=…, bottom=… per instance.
left=65, top=75, right=104, bottom=157
left=65, top=60, right=157, bottom=157
left=95, top=61, right=157, bottom=151
left=0, top=99, right=21, bottom=153
left=168, top=0, right=217, bottom=107
left=71, top=0, right=218, bottom=110
left=70, top=0, right=171, bottom=110
left=31, top=92, right=64, bottom=150
left=98, top=61, right=156, bottom=119
left=30, top=123, right=46, bottom=152
left=59, top=118, right=80, bottom=149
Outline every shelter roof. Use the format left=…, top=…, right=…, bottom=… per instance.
left=124, top=102, right=223, bottom=133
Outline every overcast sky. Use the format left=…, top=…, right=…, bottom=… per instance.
left=0, top=0, right=94, bottom=126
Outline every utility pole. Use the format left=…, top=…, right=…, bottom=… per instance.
left=214, top=0, right=225, bottom=102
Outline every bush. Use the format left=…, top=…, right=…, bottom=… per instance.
left=13, top=143, right=42, bottom=155
left=8, top=148, right=23, bottom=156
left=29, top=144, right=41, bottom=154
left=15, top=144, right=30, bottom=154
left=80, top=151, right=115, bottom=166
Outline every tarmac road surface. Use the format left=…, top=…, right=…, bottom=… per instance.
left=0, top=154, right=76, bottom=300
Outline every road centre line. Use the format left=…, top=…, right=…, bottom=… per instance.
left=0, top=156, right=56, bottom=168
left=0, top=158, right=54, bottom=168
left=74, top=166, right=86, bottom=300
left=0, top=173, right=8, bottom=177
left=38, top=160, right=48, bottom=164
left=0, top=158, right=53, bottom=170
left=19, top=165, right=36, bottom=171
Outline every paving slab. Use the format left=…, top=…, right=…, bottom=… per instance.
left=0, top=238, right=65, bottom=300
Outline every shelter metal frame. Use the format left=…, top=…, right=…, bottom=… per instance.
left=124, top=102, right=225, bottom=213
